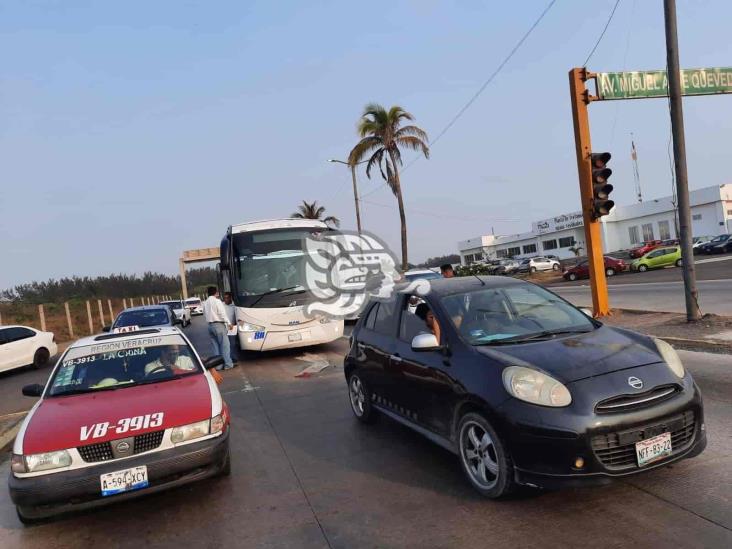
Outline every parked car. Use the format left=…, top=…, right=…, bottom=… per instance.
left=160, top=300, right=192, bottom=327
left=660, top=238, right=679, bottom=247
left=699, top=234, right=732, bottom=254
left=344, top=277, right=706, bottom=498
left=517, top=256, right=561, bottom=273
left=631, top=246, right=682, bottom=272
left=184, top=298, right=204, bottom=315
left=563, top=256, right=627, bottom=281
left=0, top=325, right=58, bottom=372
left=106, top=305, right=180, bottom=332
left=492, top=259, right=521, bottom=275
left=9, top=326, right=230, bottom=522
left=692, top=235, right=715, bottom=254
left=629, top=240, right=662, bottom=258
left=403, top=269, right=442, bottom=281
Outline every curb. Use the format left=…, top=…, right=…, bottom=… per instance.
left=0, top=416, right=24, bottom=453
left=659, top=336, right=731, bottom=355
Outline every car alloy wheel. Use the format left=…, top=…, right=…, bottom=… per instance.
left=606, top=268, right=615, bottom=276
left=568, top=272, right=577, bottom=281
left=552, top=263, right=560, bottom=271
left=530, top=267, right=537, bottom=273
left=675, top=258, right=683, bottom=267
left=639, top=264, right=648, bottom=272
left=458, top=413, right=514, bottom=498
left=348, top=373, right=376, bottom=423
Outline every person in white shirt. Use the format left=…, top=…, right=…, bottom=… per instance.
left=203, top=286, right=234, bottom=370
left=144, top=346, right=196, bottom=376
left=223, top=292, right=239, bottom=364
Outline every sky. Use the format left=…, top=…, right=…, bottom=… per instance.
left=2, top=0, right=731, bottom=288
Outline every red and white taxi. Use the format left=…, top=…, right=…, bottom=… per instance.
left=8, top=327, right=230, bottom=523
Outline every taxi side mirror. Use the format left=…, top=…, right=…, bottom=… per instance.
left=22, top=384, right=44, bottom=397
left=203, top=356, right=224, bottom=370
left=411, top=333, right=442, bottom=352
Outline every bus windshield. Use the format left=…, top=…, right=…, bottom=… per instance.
left=231, top=227, right=328, bottom=307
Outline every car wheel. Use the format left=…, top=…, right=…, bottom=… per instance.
left=568, top=273, right=577, bottom=281
left=530, top=267, right=537, bottom=273
left=219, top=448, right=231, bottom=476
left=458, top=412, right=514, bottom=499
left=675, top=258, right=683, bottom=267
left=32, top=348, right=50, bottom=369
left=605, top=268, right=615, bottom=276
left=638, top=264, right=648, bottom=272
left=552, top=263, right=560, bottom=271
left=348, top=372, right=377, bottom=423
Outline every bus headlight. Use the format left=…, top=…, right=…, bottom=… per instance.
left=238, top=321, right=265, bottom=333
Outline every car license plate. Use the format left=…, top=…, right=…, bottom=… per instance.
left=100, top=465, right=148, bottom=497
left=635, top=432, right=672, bottom=467
left=288, top=332, right=302, bottom=342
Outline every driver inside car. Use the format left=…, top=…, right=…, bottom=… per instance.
left=415, top=303, right=442, bottom=344
left=144, top=345, right=196, bottom=376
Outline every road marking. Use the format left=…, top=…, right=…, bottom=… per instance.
left=0, top=410, right=30, bottom=421
left=695, top=255, right=732, bottom=264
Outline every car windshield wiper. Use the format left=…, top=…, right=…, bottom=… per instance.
left=480, top=328, right=593, bottom=345
left=248, top=286, right=305, bottom=308
left=49, top=384, right=130, bottom=397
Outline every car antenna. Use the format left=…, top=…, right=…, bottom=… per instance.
left=472, top=274, right=486, bottom=286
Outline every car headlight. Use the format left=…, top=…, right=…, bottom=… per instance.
left=210, top=413, right=225, bottom=434
left=12, top=450, right=72, bottom=473
left=654, top=338, right=685, bottom=378
left=502, top=366, right=572, bottom=407
left=171, top=419, right=210, bottom=443
left=238, top=321, right=265, bottom=333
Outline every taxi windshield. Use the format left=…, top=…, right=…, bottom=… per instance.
left=440, top=284, right=595, bottom=345
left=114, top=309, right=169, bottom=328
left=48, top=334, right=202, bottom=396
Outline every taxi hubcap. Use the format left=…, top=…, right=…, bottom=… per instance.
left=461, top=422, right=499, bottom=488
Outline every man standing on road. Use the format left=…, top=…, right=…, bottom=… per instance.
left=440, top=264, right=455, bottom=278
left=203, top=286, right=234, bottom=370
left=223, top=292, right=239, bottom=365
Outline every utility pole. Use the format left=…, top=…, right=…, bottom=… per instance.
left=328, top=158, right=366, bottom=233
left=663, top=0, right=701, bottom=320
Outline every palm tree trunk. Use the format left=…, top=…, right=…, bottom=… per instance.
left=388, top=149, right=409, bottom=270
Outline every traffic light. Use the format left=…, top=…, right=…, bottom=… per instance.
left=591, top=152, right=614, bottom=219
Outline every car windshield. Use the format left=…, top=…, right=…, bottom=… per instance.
left=713, top=235, right=730, bottom=242
left=405, top=272, right=442, bottom=281
left=114, top=309, right=169, bottom=328
left=48, top=333, right=202, bottom=396
left=440, top=283, right=595, bottom=345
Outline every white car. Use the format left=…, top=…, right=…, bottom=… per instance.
left=519, top=256, right=562, bottom=273
left=403, top=269, right=443, bottom=281
left=184, top=298, right=204, bottom=316
left=0, top=325, right=58, bottom=372
left=160, top=300, right=192, bottom=327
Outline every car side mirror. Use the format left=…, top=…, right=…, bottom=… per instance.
left=102, top=325, right=111, bottom=333
left=203, top=356, right=224, bottom=370
left=411, top=333, right=442, bottom=352
left=22, top=384, right=44, bottom=397
left=580, top=307, right=593, bottom=317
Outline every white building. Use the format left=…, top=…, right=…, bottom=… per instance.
left=458, top=184, right=732, bottom=264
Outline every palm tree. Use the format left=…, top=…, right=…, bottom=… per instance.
left=348, top=104, right=429, bottom=270
left=291, top=200, right=340, bottom=227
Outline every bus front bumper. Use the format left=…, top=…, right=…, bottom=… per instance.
left=238, top=321, right=344, bottom=351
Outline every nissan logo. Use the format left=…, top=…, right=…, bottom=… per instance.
left=116, top=441, right=131, bottom=452
left=628, top=376, right=644, bottom=390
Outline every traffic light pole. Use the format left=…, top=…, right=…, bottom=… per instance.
left=664, top=0, right=701, bottom=321
left=569, top=67, right=610, bottom=317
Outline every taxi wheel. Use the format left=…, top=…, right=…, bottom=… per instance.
left=219, top=449, right=231, bottom=476
left=348, top=372, right=377, bottom=424
left=458, top=412, right=515, bottom=499
left=32, top=348, right=50, bottom=369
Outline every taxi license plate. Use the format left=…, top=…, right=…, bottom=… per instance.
left=635, top=432, right=672, bottom=467
left=100, top=465, right=148, bottom=497
left=288, top=333, right=302, bottom=342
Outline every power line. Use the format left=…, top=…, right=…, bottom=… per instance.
left=360, top=0, right=558, bottom=200
left=583, top=0, right=621, bottom=67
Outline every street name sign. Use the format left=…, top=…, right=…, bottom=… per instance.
left=595, top=67, right=732, bottom=100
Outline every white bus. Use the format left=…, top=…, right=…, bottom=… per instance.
left=218, top=218, right=344, bottom=351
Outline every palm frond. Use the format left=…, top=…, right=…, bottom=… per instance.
left=394, top=125, right=429, bottom=142
left=395, top=135, right=430, bottom=159
left=348, top=136, right=382, bottom=165
left=323, top=215, right=340, bottom=228
left=387, top=105, right=414, bottom=123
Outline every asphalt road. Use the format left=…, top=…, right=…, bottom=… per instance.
left=0, top=318, right=730, bottom=548
left=549, top=256, right=732, bottom=315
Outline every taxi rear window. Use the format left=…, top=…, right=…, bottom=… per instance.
left=115, top=309, right=169, bottom=328
left=48, top=334, right=202, bottom=397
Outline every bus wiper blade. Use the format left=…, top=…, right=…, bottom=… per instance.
left=249, top=286, right=301, bottom=308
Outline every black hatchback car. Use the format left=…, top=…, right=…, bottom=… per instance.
left=344, top=277, right=706, bottom=498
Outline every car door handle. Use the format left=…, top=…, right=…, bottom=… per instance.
left=390, top=355, right=403, bottom=363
